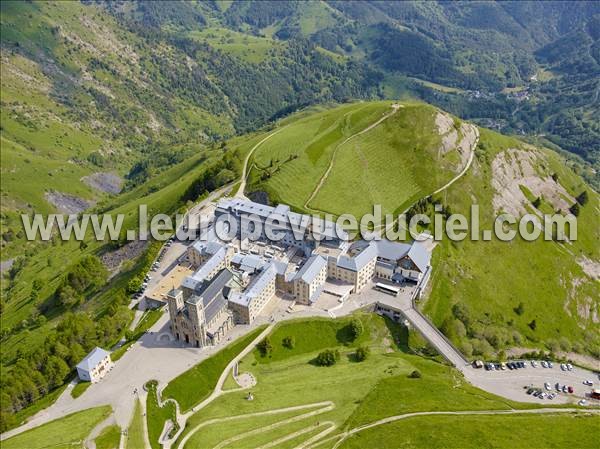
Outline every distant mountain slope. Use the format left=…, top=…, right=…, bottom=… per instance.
left=0, top=0, right=380, bottom=257
left=130, top=0, right=597, bottom=177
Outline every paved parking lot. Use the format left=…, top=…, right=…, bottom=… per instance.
left=464, top=363, right=599, bottom=405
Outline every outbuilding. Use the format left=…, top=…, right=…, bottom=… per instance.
left=76, top=347, right=112, bottom=382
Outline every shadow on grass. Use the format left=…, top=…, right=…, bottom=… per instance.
left=336, top=324, right=355, bottom=345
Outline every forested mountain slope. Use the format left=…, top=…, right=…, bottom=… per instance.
left=0, top=0, right=380, bottom=258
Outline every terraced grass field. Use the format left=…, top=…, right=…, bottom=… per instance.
left=248, top=101, right=465, bottom=219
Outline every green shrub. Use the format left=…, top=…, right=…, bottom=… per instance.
left=257, top=337, right=273, bottom=357
left=408, top=370, right=422, bottom=379
left=282, top=336, right=295, bottom=349
left=349, top=318, right=364, bottom=341
left=314, top=349, right=340, bottom=366
left=355, top=346, right=370, bottom=362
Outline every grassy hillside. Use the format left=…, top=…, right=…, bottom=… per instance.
left=423, top=129, right=600, bottom=359
left=247, top=101, right=471, bottom=220
left=339, top=414, right=600, bottom=449
left=246, top=102, right=598, bottom=358
left=171, top=314, right=593, bottom=449
left=2, top=406, right=111, bottom=449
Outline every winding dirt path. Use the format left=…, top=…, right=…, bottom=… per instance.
left=378, top=123, right=479, bottom=236
left=304, top=104, right=402, bottom=211
left=236, top=127, right=288, bottom=199
left=177, top=401, right=333, bottom=449
left=160, top=324, right=274, bottom=449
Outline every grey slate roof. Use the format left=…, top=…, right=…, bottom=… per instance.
left=375, top=240, right=411, bottom=261
left=192, top=240, right=224, bottom=257
left=187, top=269, right=233, bottom=322
left=215, top=198, right=347, bottom=242
left=272, top=260, right=288, bottom=276
left=294, top=255, right=326, bottom=284
left=182, top=247, right=227, bottom=291
left=231, top=253, right=265, bottom=273
left=337, top=241, right=378, bottom=272
left=76, top=347, right=110, bottom=372
left=336, top=239, right=419, bottom=272
left=406, top=241, right=431, bottom=273
left=229, top=262, right=276, bottom=307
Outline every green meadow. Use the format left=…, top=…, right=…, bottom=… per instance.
left=94, top=424, right=121, bottom=449
left=171, top=314, right=586, bottom=449
left=125, top=400, right=146, bottom=449
left=2, top=406, right=111, bottom=449
left=248, top=101, right=463, bottom=218
left=338, top=413, right=600, bottom=449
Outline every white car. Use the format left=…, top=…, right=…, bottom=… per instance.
left=531, top=360, right=538, bottom=367
left=578, top=399, right=588, bottom=406
left=539, top=392, right=547, bottom=399
left=583, top=380, right=593, bottom=386
left=560, top=363, right=567, bottom=371
left=544, top=382, right=552, bottom=391
left=541, top=361, right=548, bottom=368
left=566, top=363, right=573, bottom=371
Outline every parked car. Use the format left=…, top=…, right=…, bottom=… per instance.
left=568, top=386, right=574, bottom=394
left=541, top=361, right=548, bottom=368
left=539, top=392, right=547, bottom=399
left=500, top=362, right=507, bottom=370
left=560, top=363, right=567, bottom=371
left=548, top=393, right=556, bottom=400
left=566, top=363, right=573, bottom=371
left=544, top=382, right=552, bottom=391
left=531, top=360, right=538, bottom=368
left=583, top=380, right=593, bottom=386
left=526, top=388, right=535, bottom=395
left=578, top=399, right=588, bottom=406
left=548, top=361, right=554, bottom=368
left=562, top=385, right=568, bottom=393
left=507, top=363, right=514, bottom=370
left=555, top=382, right=561, bottom=391
left=533, top=390, right=541, bottom=397
left=518, top=361, right=526, bottom=368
